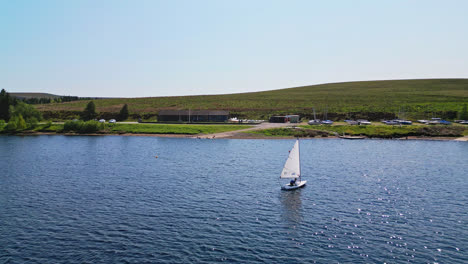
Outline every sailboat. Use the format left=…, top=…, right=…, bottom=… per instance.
left=321, top=107, right=333, bottom=125
left=308, top=108, right=321, bottom=125
left=281, top=139, right=307, bottom=190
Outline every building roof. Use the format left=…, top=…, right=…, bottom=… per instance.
left=159, top=110, right=229, bottom=116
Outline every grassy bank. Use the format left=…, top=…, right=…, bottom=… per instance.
left=106, top=123, right=251, bottom=135
left=35, top=79, right=468, bottom=120
left=0, top=123, right=252, bottom=135
left=248, top=124, right=468, bottom=138
left=1, top=122, right=466, bottom=139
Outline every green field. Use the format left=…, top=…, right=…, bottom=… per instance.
left=0, top=122, right=252, bottom=135
left=35, top=79, right=468, bottom=120
left=106, top=123, right=251, bottom=135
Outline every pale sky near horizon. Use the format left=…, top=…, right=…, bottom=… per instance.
left=1, top=0, right=467, bottom=97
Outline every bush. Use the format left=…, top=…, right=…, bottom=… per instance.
left=79, top=120, right=104, bottom=133
left=26, top=117, right=39, bottom=129
left=63, top=120, right=84, bottom=132
left=6, top=114, right=27, bottom=131
left=17, top=115, right=27, bottom=130
left=63, top=120, right=105, bottom=133
left=6, top=120, right=17, bottom=131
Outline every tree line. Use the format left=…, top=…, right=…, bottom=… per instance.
left=17, top=96, right=96, bottom=104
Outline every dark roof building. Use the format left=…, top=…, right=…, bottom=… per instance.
left=269, top=115, right=300, bottom=123
left=158, top=110, right=229, bottom=122
left=269, top=116, right=287, bottom=123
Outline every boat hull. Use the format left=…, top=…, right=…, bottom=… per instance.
left=308, top=120, right=321, bottom=125
left=339, top=136, right=365, bottom=140
left=281, top=180, right=307, bottom=190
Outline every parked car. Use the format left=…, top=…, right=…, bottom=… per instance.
left=109, top=119, right=116, bottom=123
left=99, top=119, right=106, bottom=123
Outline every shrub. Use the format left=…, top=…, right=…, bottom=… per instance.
left=79, top=120, right=104, bottom=133
left=63, top=120, right=84, bottom=132
left=63, top=120, right=105, bottom=133
left=26, top=117, right=39, bottom=129
left=6, top=120, right=17, bottom=131
left=18, top=115, right=26, bottom=130
left=6, top=114, right=27, bottom=131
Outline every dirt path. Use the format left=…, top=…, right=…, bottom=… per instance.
left=193, top=122, right=294, bottom=139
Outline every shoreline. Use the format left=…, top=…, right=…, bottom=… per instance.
left=2, top=131, right=466, bottom=141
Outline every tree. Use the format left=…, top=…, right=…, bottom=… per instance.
left=16, top=114, right=27, bottom=130
left=119, top=104, right=129, bottom=121
left=459, top=104, right=468, bottom=120
left=9, top=102, right=42, bottom=121
left=6, top=114, right=26, bottom=131
left=6, top=102, right=42, bottom=131
left=0, top=89, right=12, bottom=121
left=82, top=101, right=97, bottom=121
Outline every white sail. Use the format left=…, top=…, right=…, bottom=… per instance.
left=281, top=140, right=301, bottom=179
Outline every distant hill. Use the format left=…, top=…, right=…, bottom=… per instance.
left=11, top=92, right=62, bottom=99
left=35, top=79, right=468, bottom=120
left=10, top=93, right=108, bottom=99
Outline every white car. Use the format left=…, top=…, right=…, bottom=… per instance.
left=99, top=119, right=106, bottom=123
left=109, top=119, right=116, bottom=123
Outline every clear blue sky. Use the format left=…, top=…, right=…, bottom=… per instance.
left=1, top=0, right=467, bottom=97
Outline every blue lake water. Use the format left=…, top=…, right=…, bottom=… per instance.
left=0, top=135, right=467, bottom=263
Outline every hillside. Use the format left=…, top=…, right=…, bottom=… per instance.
left=11, top=92, right=62, bottom=99
left=35, top=79, right=468, bottom=120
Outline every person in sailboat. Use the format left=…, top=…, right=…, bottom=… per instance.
left=290, top=178, right=297, bottom=186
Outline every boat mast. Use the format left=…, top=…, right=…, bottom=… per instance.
left=298, top=138, right=301, bottom=182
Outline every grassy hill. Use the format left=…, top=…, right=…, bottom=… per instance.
left=35, top=79, right=468, bottom=120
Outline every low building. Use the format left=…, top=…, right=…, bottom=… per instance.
left=269, top=116, right=287, bottom=123
left=158, top=110, right=229, bottom=122
left=270, top=115, right=300, bottom=123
